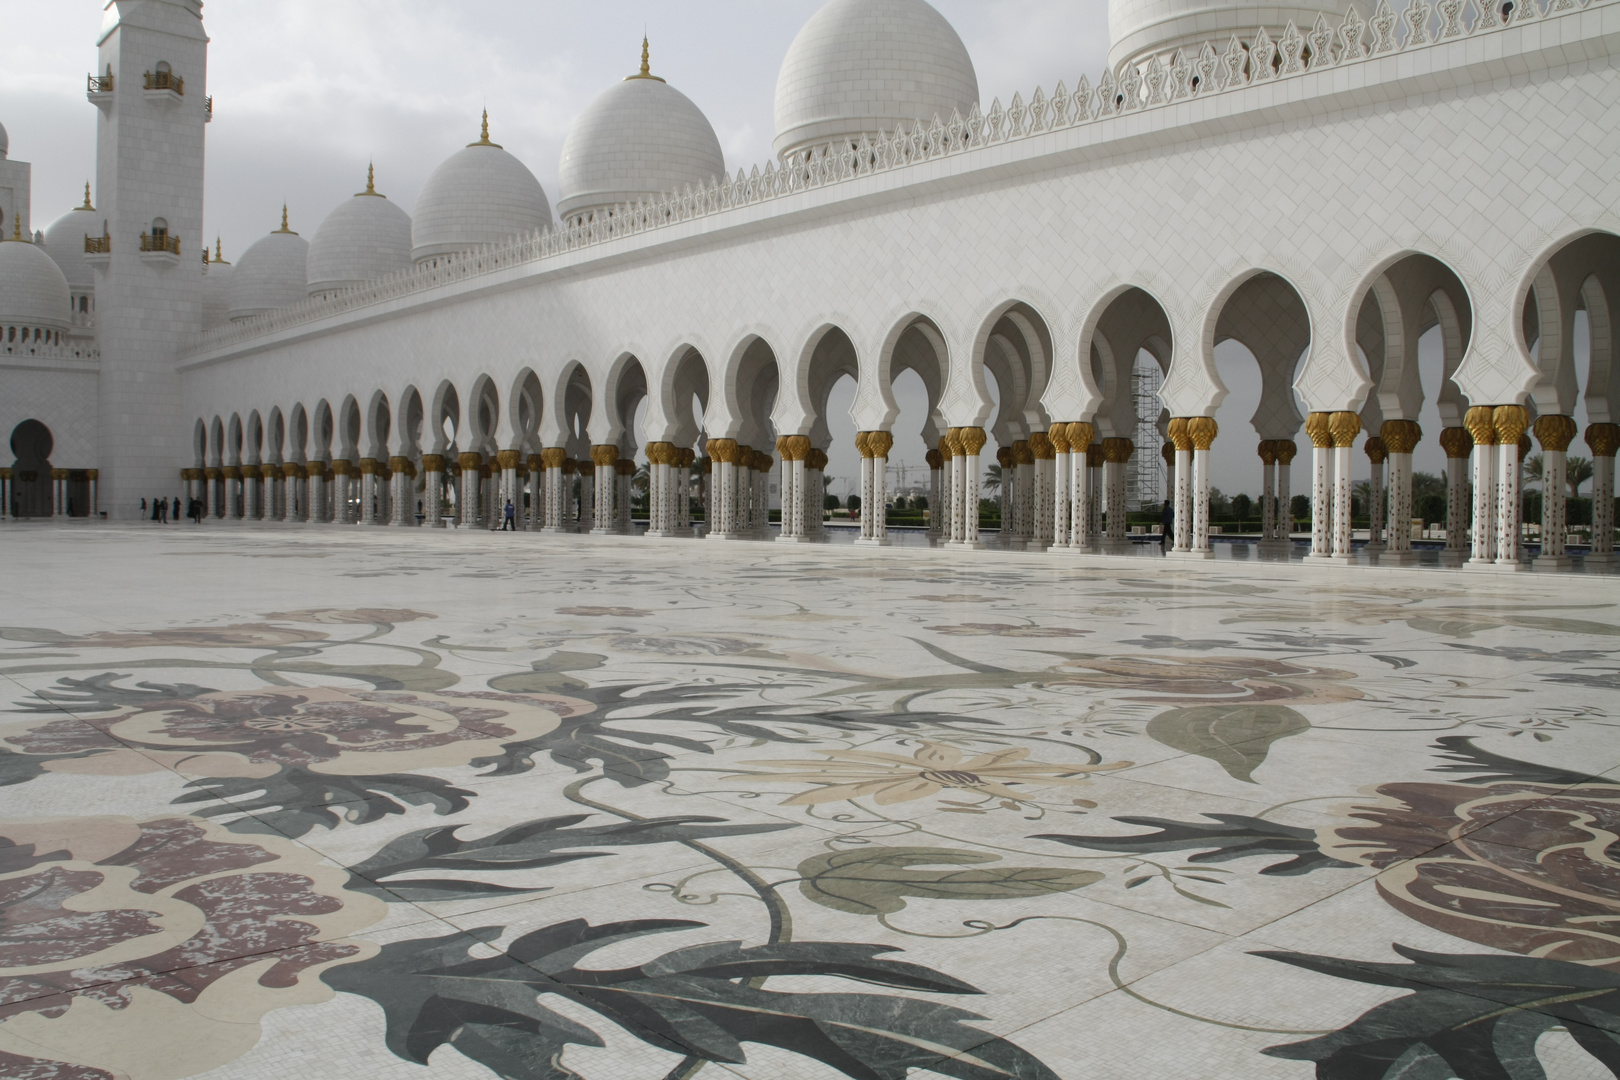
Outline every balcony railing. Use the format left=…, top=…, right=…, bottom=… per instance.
left=204, top=95, right=213, bottom=118
left=87, top=73, right=114, bottom=94
left=84, top=235, right=111, bottom=255
left=144, top=70, right=184, bottom=95
left=139, top=233, right=180, bottom=255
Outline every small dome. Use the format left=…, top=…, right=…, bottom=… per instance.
left=202, top=240, right=233, bottom=330
left=42, top=185, right=100, bottom=290
left=0, top=233, right=72, bottom=330
left=773, top=0, right=979, bottom=160
left=557, top=41, right=726, bottom=224
left=0, top=120, right=8, bottom=160
left=411, top=112, right=552, bottom=264
left=307, top=165, right=413, bottom=298
left=228, top=208, right=310, bottom=322
left=1107, top=0, right=1350, bottom=74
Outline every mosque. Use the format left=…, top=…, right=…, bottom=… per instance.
left=1, top=0, right=1617, bottom=571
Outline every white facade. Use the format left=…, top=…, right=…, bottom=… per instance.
left=3, top=0, right=1619, bottom=569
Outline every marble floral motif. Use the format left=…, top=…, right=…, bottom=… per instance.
left=2, top=529, right=1618, bottom=1079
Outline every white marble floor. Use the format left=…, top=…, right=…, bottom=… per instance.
left=0, top=523, right=1616, bottom=1080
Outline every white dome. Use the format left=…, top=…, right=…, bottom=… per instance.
left=557, top=48, right=726, bottom=224
left=773, top=0, right=979, bottom=160
left=229, top=210, right=310, bottom=322
left=1108, top=0, right=1351, bottom=73
left=0, top=120, right=8, bottom=160
left=0, top=235, right=71, bottom=330
left=202, top=247, right=233, bottom=330
left=42, top=189, right=100, bottom=290
left=411, top=114, right=552, bottom=264
left=307, top=168, right=413, bottom=297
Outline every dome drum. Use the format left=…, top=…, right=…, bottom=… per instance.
left=1106, top=0, right=1351, bottom=75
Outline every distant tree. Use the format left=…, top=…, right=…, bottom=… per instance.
left=1416, top=492, right=1446, bottom=525
left=1412, top=471, right=1446, bottom=503
left=892, top=496, right=908, bottom=510
left=1568, top=456, right=1594, bottom=499
left=1523, top=453, right=1545, bottom=488
left=913, top=495, right=928, bottom=510
left=824, top=494, right=841, bottom=511
left=847, top=494, right=861, bottom=515
left=633, top=463, right=650, bottom=495
left=1290, top=493, right=1311, bottom=521
left=982, top=463, right=1003, bottom=493
left=1230, top=492, right=1253, bottom=521
left=1207, top=486, right=1231, bottom=520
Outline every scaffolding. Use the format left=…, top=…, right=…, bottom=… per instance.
left=1128, top=353, right=1164, bottom=510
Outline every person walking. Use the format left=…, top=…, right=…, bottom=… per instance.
left=172, top=496, right=181, bottom=522
left=1161, top=498, right=1175, bottom=554
left=502, top=499, right=516, bottom=531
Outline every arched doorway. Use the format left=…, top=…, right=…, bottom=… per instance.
left=9, top=420, right=54, bottom=518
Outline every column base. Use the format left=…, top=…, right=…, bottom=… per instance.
left=946, top=540, right=986, bottom=550
left=706, top=531, right=742, bottom=541
left=854, top=537, right=892, bottom=547
left=1101, top=537, right=1133, bottom=554
left=777, top=534, right=817, bottom=544
left=1493, top=557, right=1530, bottom=571
left=1166, top=549, right=1216, bottom=561
left=1362, top=542, right=1387, bottom=556
left=1372, top=549, right=1420, bottom=566
left=1439, top=550, right=1467, bottom=567
left=1583, top=551, right=1618, bottom=567
left=1533, top=554, right=1574, bottom=570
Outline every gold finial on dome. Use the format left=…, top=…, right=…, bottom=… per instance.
left=7, top=216, right=20, bottom=242
left=625, top=35, right=666, bottom=82
left=81, top=182, right=94, bottom=210
left=358, top=161, right=384, bottom=197
left=213, top=236, right=229, bottom=265
left=273, top=204, right=298, bottom=235
left=468, top=109, right=504, bottom=148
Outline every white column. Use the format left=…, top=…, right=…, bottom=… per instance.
left=1588, top=424, right=1618, bottom=563
left=1069, top=427, right=1095, bottom=550
left=1306, top=415, right=1332, bottom=558
left=1534, top=416, right=1577, bottom=568
left=858, top=443, right=875, bottom=542
left=927, top=450, right=944, bottom=544
left=1442, top=437, right=1470, bottom=559
left=1494, top=408, right=1527, bottom=567
left=960, top=428, right=985, bottom=549
left=1260, top=442, right=1277, bottom=543
left=1468, top=430, right=1498, bottom=566
left=1366, top=451, right=1386, bottom=553
left=1051, top=427, right=1071, bottom=551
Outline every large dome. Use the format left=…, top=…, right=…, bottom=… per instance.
left=411, top=113, right=552, bottom=264
left=307, top=166, right=413, bottom=298
left=228, top=209, right=310, bottom=322
left=0, top=120, right=9, bottom=159
left=1108, top=0, right=1350, bottom=74
left=202, top=240, right=233, bottom=330
left=773, top=0, right=979, bottom=161
left=557, top=43, right=725, bottom=226
left=42, top=185, right=100, bottom=291
left=0, top=232, right=71, bottom=331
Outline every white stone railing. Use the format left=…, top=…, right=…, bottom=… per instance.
left=186, top=0, right=1605, bottom=358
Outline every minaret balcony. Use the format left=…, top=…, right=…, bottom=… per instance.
left=83, top=235, right=112, bottom=268
left=143, top=70, right=184, bottom=106
left=204, top=95, right=213, bottom=123
left=138, top=232, right=181, bottom=266
left=87, top=73, right=114, bottom=112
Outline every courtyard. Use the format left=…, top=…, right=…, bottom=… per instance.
left=0, top=523, right=1617, bottom=1079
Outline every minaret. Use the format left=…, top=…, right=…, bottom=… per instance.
left=91, top=0, right=209, bottom=517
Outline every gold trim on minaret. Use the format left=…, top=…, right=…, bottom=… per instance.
left=624, top=35, right=666, bottom=82
left=273, top=204, right=297, bottom=235
left=468, top=109, right=503, bottom=148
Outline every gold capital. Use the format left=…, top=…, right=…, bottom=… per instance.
left=1066, top=421, right=1096, bottom=455
left=1363, top=436, right=1388, bottom=464
left=1532, top=414, right=1578, bottom=453
left=959, top=428, right=988, bottom=456
left=1463, top=406, right=1497, bottom=447
left=1257, top=438, right=1278, bottom=464
left=1380, top=419, right=1422, bottom=455
left=867, top=431, right=894, bottom=459
left=1585, top=422, right=1620, bottom=458
left=1437, top=426, right=1473, bottom=459
left=1328, top=412, right=1360, bottom=448
left=1188, top=417, right=1219, bottom=451
left=1491, top=404, right=1528, bottom=447
left=1304, top=412, right=1333, bottom=449
left=1167, top=416, right=1192, bottom=452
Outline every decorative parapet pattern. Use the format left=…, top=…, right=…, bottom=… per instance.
left=186, top=0, right=1605, bottom=358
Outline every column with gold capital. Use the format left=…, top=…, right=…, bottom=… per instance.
left=330, top=460, right=353, bottom=524
left=959, top=427, right=987, bottom=549
left=1167, top=419, right=1193, bottom=553
left=1067, top=423, right=1095, bottom=551
left=1381, top=419, right=1422, bottom=561
left=1031, top=431, right=1055, bottom=550
left=287, top=462, right=309, bottom=524
left=1586, top=424, right=1619, bottom=564
left=1048, top=426, right=1071, bottom=550
left=805, top=447, right=827, bottom=541
left=1100, top=437, right=1134, bottom=553
left=855, top=432, right=874, bottom=541
left=1011, top=440, right=1035, bottom=549
left=590, top=446, right=619, bottom=534
left=457, top=453, right=482, bottom=529
left=422, top=455, right=446, bottom=527
left=387, top=457, right=413, bottom=526
left=1533, top=415, right=1578, bottom=568
left=926, top=446, right=944, bottom=544
left=1275, top=440, right=1297, bottom=548
left=1463, top=408, right=1497, bottom=565
left=1362, top=436, right=1387, bottom=555
left=943, top=429, right=964, bottom=544
left=776, top=435, right=810, bottom=542
left=859, top=432, right=892, bottom=545
left=222, top=465, right=243, bottom=520
left=1304, top=414, right=1333, bottom=558
left=1437, top=428, right=1472, bottom=562
left=1492, top=406, right=1529, bottom=567
left=1257, top=441, right=1278, bottom=545
left=1187, top=418, right=1218, bottom=556
left=1327, top=411, right=1360, bottom=560
left=706, top=439, right=738, bottom=539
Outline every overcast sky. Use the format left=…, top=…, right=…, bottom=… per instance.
left=4, top=0, right=1496, bottom=499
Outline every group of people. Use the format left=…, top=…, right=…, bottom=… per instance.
left=142, top=496, right=205, bottom=523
